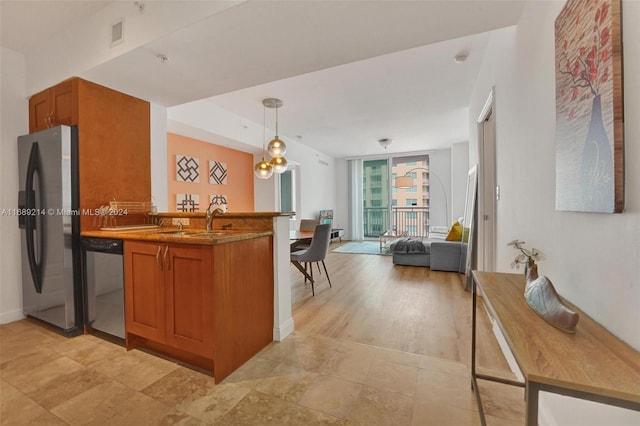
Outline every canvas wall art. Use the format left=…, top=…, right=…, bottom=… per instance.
left=209, top=161, right=228, bottom=185
left=319, top=209, right=334, bottom=225
left=209, top=194, right=228, bottom=212
left=176, top=194, right=199, bottom=212
left=176, top=155, right=200, bottom=183
left=555, top=0, right=623, bottom=213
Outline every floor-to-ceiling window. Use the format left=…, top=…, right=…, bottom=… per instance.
left=358, top=154, right=430, bottom=239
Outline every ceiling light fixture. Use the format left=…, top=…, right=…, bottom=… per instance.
left=378, top=138, right=392, bottom=149
left=264, top=98, right=288, bottom=174
left=255, top=98, right=289, bottom=178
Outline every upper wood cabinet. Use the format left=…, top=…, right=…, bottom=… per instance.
left=29, top=78, right=78, bottom=133
left=28, top=77, right=151, bottom=231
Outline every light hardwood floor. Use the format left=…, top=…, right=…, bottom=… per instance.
left=293, top=245, right=510, bottom=371
left=0, top=245, right=523, bottom=425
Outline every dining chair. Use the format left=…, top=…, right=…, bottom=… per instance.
left=300, top=219, right=320, bottom=231
left=290, top=219, right=320, bottom=252
left=290, top=223, right=332, bottom=296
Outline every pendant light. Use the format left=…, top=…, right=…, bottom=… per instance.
left=270, top=155, right=288, bottom=174
left=254, top=104, right=273, bottom=179
left=255, top=98, right=288, bottom=178
left=264, top=98, right=287, bottom=160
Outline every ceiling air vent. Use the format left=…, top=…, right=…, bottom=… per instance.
left=110, top=19, right=125, bottom=47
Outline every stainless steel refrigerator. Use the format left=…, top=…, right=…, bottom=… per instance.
left=18, top=125, right=83, bottom=335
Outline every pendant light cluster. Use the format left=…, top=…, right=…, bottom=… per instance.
left=254, top=98, right=288, bottom=179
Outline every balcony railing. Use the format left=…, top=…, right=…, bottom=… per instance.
left=392, top=206, right=430, bottom=237
left=363, top=206, right=430, bottom=238
left=363, top=207, right=388, bottom=238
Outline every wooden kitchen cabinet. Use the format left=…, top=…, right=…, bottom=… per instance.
left=124, top=241, right=166, bottom=343
left=124, top=241, right=214, bottom=358
left=123, top=235, right=274, bottom=382
left=29, top=78, right=78, bottom=133
left=28, top=77, right=150, bottom=231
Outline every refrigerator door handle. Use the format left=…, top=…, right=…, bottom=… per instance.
left=24, top=142, right=44, bottom=294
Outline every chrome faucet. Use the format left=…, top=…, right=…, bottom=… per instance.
left=205, top=201, right=225, bottom=231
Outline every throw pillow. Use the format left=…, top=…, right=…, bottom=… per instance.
left=446, top=221, right=463, bottom=241
left=462, top=227, right=470, bottom=243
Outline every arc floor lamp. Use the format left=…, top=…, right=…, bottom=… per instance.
left=394, top=168, right=449, bottom=225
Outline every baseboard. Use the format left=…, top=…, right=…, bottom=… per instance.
left=0, top=309, right=25, bottom=324
left=273, top=317, right=294, bottom=341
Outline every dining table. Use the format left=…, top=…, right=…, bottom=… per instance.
left=289, top=230, right=314, bottom=241
left=289, top=230, right=315, bottom=282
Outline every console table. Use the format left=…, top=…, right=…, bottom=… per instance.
left=471, top=271, right=640, bottom=426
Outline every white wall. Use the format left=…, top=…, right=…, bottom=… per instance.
left=0, top=47, right=28, bottom=323
left=451, top=141, right=470, bottom=224
left=428, top=148, right=452, bottom=227
left=287, top=143, right=336, bottom=224
left=150, top=103, right=168, bottom=211
left=470, top=2, right=640, bottom=424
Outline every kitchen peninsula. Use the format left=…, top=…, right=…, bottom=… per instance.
left=82, top=211, right=291, bottom=383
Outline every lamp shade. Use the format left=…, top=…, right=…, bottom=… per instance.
left=254, top=159, right=273, bottom=179
left=270, top=156, right=288, bottom=174
left=267, top=137, right=287, bottom=157
left=395, top=175, right=414, bottom=188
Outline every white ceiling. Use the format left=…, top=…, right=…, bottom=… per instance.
left=1, top=0, right=525, bottom=158
left=0, top=1, right=113, bottom=54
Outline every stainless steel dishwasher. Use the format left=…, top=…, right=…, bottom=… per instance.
left=82, top=237, right=124, bottom=339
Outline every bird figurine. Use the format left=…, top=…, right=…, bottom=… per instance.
left=524, top=264, right=579, bottom=333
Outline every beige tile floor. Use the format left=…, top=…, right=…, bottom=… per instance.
left=0, top=318, right=523, bottom=425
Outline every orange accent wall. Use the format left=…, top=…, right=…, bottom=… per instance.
left=167, top=133, right=254, bottom=212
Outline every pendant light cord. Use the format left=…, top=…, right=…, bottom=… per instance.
left=262, top=105, right=267, bottom=161
left=275, top=105, right=279, bottom=138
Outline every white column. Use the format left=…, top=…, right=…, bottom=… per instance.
left=272, top=215, right=294, bottom=340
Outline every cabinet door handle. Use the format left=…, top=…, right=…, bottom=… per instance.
left=46, top=112, right=53, bottom=127
left=164, top=245, right=170, bottom=270
left=156, top=246, right=163, bottom=270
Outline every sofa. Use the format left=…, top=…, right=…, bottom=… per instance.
left=389, top=235, right=466, bottom=272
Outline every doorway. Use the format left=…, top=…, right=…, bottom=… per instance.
left=478, top=90, right=496, bottom=271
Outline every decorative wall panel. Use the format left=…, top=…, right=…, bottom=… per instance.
left=209, top=194, right=228, bottom=206
left=176, top=194, right=200, bottom=212
left=209, top=161, right=228, bottom=185
left=176, top=155, right=200, bottom=183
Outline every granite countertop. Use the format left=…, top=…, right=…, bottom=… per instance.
left=151, top=211, right=294, bottom=218
left=81, top=227, right=273, bottom=246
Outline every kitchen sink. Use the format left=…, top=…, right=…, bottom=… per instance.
left=157, top=230, right=229, bottom=238
left=188, top=232, right=229, bottom=237
left=158, top=230, right=192, bottom=236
